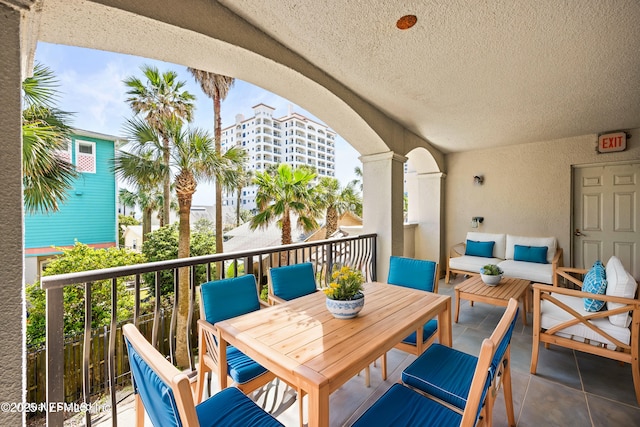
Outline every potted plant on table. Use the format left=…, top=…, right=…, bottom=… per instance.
left=480, top=264, right=503, bottom=286
left=323, top=265, right=365, bottom=319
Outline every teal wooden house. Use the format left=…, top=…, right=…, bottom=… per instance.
left=24, top=130, right=124, bottom=284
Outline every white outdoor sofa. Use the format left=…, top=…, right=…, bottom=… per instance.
left=445, top=232, right=563, bottom=285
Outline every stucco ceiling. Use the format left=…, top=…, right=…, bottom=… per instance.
left=219, top=0, right=640, bottom=153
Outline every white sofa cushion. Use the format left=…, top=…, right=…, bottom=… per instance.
left=541, top=293, right=631, bottom=350
left=466, top=232, right=506, bottom=259
left=605, top=256, right=638, bottom=327
left=498, top=260, right=554, bottom=284
left=505, top=235, right=557, bottom=264
left=449, top=255, right=503, bottom=274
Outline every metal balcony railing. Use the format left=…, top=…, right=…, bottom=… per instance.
left=40, top=234, right=377, bottom=426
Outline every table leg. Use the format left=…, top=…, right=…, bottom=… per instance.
left=218, top=337, right=228, bottom=390
left=521, top=293, right=528, bottom=326
left=307, top=383, right=330, bottom=427
left=455, top=289, right=461, bottom=323
left=438, top=298, right=453, bottom=347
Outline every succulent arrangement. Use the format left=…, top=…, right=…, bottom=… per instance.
left=480, top=264, right=503, bottom=276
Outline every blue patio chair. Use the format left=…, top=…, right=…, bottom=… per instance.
left=381, top=256, right=439, bottom=379
left=196, top=275, right=276, bottom=403
left=401, top=298, right=519, bottom=427
left=123, top=323, right=283, bottom=427
left=267, top=262, right=318, bottom=305
left=352, top=299, right=518, bottom=427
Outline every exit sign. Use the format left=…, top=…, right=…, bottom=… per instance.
left=598, top=132, right=626, bottom=153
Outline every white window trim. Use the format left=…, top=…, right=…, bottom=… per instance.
left=75, top=140, right=96, bottom=173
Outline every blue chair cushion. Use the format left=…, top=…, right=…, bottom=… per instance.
left=227, top=345, right=269, bottom=385
left=196, top=387, right=283, bottom=427
left=125, top=339, right=181, bottom=427
left=465, top=240, right=495, bottom=258
left=387, top=256, right=437, bottom=291
left=402, top=343, right=478, bottom=409
left=583, top=260, right=607, bottom=312
left=270, top=262, right=317, bottom=301
left=200, top=275, right=260, bottom=324
left=514, top=244, right=548, bottom=264
left=352, top=383, right=462, bottom=427
left=401, top=319, right=438, bottom=346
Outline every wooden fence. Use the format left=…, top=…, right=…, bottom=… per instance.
left=26, top=310, right=175, bottom=406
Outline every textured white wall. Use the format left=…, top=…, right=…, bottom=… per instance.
left=0, top=4, right=26, bottom=425
left=445, top=130, right=640, bottom=264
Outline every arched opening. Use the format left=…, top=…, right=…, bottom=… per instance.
left=405, top=147, right=446, bottom=272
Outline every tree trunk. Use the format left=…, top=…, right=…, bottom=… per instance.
left=325, top=206, right=338, bottom=239
left=214, top=94, right=223, bottom=279
left=281, top=208, right=292, bottom=245
left=162, top=135, right=171, bottom=226
left=142, top=207, right=152, bottom=243
left=236, top=187, right=241, bottom=227
left=175, top=186, right=193, bottom=369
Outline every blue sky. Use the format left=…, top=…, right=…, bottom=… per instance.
left=34, top=42, right=361, bottom=205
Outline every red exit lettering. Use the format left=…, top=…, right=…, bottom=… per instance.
left=598, top=132, right=626, bottom=153
left=602, top=136, right=622, bottom=148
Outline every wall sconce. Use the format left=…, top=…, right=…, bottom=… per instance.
left=471, top=216, right=484, bottom=228
left=473, top=175, right=484, bottom=185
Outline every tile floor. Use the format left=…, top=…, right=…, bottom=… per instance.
left=99, top=275, right=640, bottom=426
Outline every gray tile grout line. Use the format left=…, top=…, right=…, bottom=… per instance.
left=573, top=349, right=596, bottom=426
left=515, top=372, right=532, bottom=426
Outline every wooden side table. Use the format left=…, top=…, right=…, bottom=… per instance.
left=455, top=275, right=530, bottom=325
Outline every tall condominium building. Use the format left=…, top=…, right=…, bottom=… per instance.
left=221, top=103, right=336, bottom=211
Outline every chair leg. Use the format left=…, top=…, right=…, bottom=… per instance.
left=134, top=394, right=145, bottom=427
left=530, top=336, right=540, bottom=374
left=632, top=357, right=640, bottom=406
left=196, top=364, right=207, bottom=403
left=381, top=353, right=387, bottom=381
left=365, top=366, right=370, bottom=387
left=298, top=387, right=305, bottom=427
left=503, top=354, right=516, bottom=427
left=485, top=384, right=494, bottom=427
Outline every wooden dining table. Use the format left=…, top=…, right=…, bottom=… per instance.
left=215, top=281, right=452, bottom=427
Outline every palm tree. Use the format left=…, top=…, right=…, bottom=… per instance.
left=114, top=126, right=167, bottom=241
left=118, top=188, right=137, bottom=216
left=187, top=69, right=235, bottom=278
left=124, top=65, right=195, bottom=226
left=350, top=165, right=363, bottom=192
left=316, top=177, right=362, bottom=238
left=250, top=164, right=320, bottom=245
left=154, top=190, right=179, bottom=227
left=231, top=168, right=253, bottom=227
left=22, top=62, right=78, bottom=214
left=120, top=117, right=244, bottom=367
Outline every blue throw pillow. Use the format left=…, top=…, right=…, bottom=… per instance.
left=465, top=240, right=495, bottom=258
left=513, top=245, right=548, bottom=264
left=583, top=260, right=607, bottom=312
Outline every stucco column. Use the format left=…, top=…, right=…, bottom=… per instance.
left=406, top=171, right=446, bottom=276
left=360, top=151, right=406, bottom=281
left=0, top=2, right=27, bottom=426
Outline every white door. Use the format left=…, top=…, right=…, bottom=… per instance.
left=573, top=162, right=640, bottom=280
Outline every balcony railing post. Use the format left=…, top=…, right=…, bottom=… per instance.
left=108, top=278, right=118, bottom=426
left=45, top=286, right=64, bottom=426
left=82, top=282, right=92, bottom=427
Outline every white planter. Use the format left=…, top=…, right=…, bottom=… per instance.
left=326, top=294, right=365, bottom=319
left=481, top=273, right=502, bottom=286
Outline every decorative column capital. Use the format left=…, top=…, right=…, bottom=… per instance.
left=359, top=151, right=407, bottom=164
